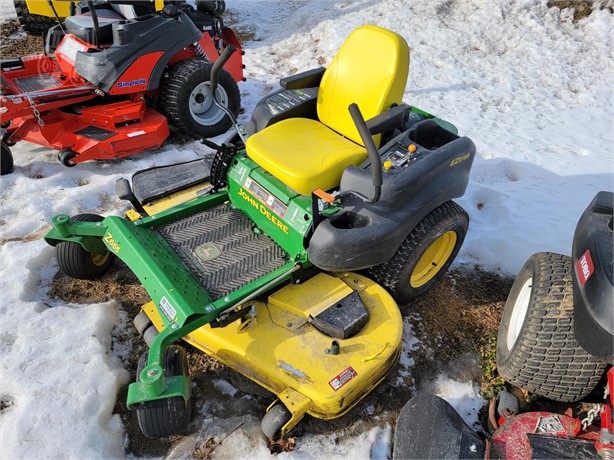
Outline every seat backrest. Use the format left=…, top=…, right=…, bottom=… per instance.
left=317, top=25, right=409, bottom=146
left=110, top=1, right=155, bottom=19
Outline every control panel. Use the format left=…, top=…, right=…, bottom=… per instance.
left=382, top=132, right=423, bottom=172
left=265, top=87, right=318, bottom=116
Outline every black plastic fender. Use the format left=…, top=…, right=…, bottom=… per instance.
left=572, top=191, right=614, bottom=363
left=393, top=394, right=485, bottom=460
left=309, top=120, right=476, bottom=271
left=75, top=11, right=202, bottom=93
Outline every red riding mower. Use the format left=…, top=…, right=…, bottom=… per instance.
left=392, top=191, right=614, bottom=459
left=0, top=0, right=244, bottom=175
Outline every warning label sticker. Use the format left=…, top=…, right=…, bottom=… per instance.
left=328, top=367, right=358, bottom=391
left=159, top=296, right=176, bottom=322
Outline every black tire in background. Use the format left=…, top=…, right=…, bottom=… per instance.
left=159, top=59, right=240, bottom=138
left=496, top=252, right=606, bottom=402
left=1, top=142, right=14, bottom=175
left=136, top=345, right=192, bottom=439
left=366, top=201, right=469, bottom=302
left=56, top=214, right=115, bottom=280
left=13, top=0, right=58, bottom=36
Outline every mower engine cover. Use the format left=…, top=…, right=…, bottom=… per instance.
left=572, top=191, right=614, bottom=363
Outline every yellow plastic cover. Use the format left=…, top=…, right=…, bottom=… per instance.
left=246, top=25, right=410, bottom=196
left=317, top=25, right=410, bottom=145
left=246, top=118, right=366, bottom=195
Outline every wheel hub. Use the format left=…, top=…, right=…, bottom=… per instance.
left=507, top=277, right=532, bottom=350
left=410, top=230, right=457, bottom=288
left=189, top=81, right=229, bottom=126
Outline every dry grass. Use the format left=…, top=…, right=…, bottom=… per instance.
left=548, top=0, right=612, bottom=21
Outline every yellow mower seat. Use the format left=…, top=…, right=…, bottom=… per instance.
left=246, top=25, right=410, bottom=196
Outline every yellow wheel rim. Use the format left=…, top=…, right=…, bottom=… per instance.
left=91, top=252, right=110, bottom=267
left=410, top=231, right=457, bottom=288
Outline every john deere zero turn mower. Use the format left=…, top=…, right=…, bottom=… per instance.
left=44, top=25, right=477, bottom=439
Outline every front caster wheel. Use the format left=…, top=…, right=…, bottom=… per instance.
left=1, top=141, right=14, bottom=175
left=261, top=404, right=291, bottom=440
left=55, top=214, right=115, bottom=280
left=136, top=345, right=192, bottom=439
left=366, top=200, right=469, bottom=302
left=58, top=150, right=77, bottom=167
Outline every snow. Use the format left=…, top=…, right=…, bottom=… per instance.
left=1, top=0, right=613, bottom=458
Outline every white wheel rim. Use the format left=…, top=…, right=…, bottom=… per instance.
left=189, top=81, right=228, bottom=126
left=507, top=277, right=532, bottom=350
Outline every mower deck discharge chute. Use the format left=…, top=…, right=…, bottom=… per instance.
left=1, top=0, right=243, bottom=174
left=45, top=25, right=477, bottom=439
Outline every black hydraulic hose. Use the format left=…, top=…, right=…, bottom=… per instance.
left=86, top=1, right=100, bottom=48
left=348, top=103, right=382, bottom=203
left=210, top=44, right=235, bottom=95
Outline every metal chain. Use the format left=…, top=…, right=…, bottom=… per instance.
left=26, top=93, right=44, bottom=127
left=581, top=403, right=602, bottom=431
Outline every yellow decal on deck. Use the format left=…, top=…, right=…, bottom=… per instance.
left=450, top=152, right=471, bottom=167
left=238, top=188, right=289, bottom=234
left=103, top=232, right=121, bottom=253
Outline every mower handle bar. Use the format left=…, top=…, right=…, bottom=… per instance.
left=210, top=44, right=236, bottom=96
left=348, top=103, right=383, bottom=204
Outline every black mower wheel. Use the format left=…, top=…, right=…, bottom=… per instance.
left=366, top=201, right=469, bottom=302
left=496, top=252, right=607, bottom=402
left=58, top=150, right=77, bottom=167
left=1, top=142, right=14, bottom=175
left=56, top=214, right=115, bottom=280
left=136, top=345, right=192, bottom=439
left=13, top=0, right=58, bottom=36
left=159, top=59, right=240, bottom=138
left=261, top=404, right=292, bottom=440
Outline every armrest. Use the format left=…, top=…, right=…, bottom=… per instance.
left=366, top=104, right=411, bottom=135
left=280, top=67, right=326, bottom=90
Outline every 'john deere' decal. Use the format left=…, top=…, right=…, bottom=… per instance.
left=195, top=243, right=222, bottom=263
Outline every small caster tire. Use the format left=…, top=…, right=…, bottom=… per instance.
left=1, top=142, right=14, bottom=175
left=134, top=311, right=153, bottom=337
left=136, top=345, right=192, bottom=439
left=59, top=150, right=77, bottom=167
left=56, top=214, right=115, bottom=280
left=261, top=404, right=291, bottom=440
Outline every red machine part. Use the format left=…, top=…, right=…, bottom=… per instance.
left=596, top=368, right=614, bottom=458
left=1, top=26, right=244, bottom=166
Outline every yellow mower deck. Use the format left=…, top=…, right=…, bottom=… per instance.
left=141, top=271, right=402, bottom=435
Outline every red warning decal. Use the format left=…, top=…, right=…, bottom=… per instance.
left=328, top=367, right=358, bottom=391
left=576, top=250, right=594, bottom=285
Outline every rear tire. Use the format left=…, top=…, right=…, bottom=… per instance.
left=1, top=142, right=14, bottom=175
left=13, top=0, right=57, bottom=36
left=136, top=345, right=192, bottom=439
left=159, top=59, right=240, bottom=138
left=56, top=214, right=115, bottom=280
left=366, top=201, right=469, bottom=302
left=496, top=252, right=606, bottom=402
